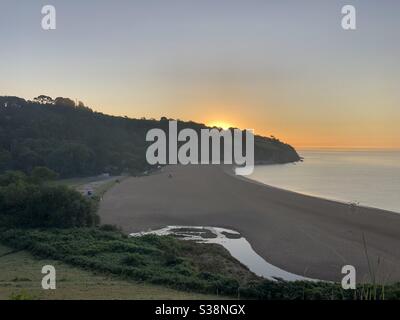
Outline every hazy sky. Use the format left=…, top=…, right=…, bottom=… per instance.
left=1, top=0, right=399, bottom=148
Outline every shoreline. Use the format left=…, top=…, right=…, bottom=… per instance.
left=99, top=164, right=400, bottom=284
left=232, top=165, right=400, bottom=216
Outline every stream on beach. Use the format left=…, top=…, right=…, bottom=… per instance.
left=130, top=226, right=317, bottom=282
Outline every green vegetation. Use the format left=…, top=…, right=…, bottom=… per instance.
left=1, top=227, right=400, bottom=300
left=0, top=167, right=398, bottom=300
left=0, top=95, right=300, bottom=178
left=0, top=170, right=98, bottom=228
left=0, top=244, right=223, bottom=300
left=0, top=228, right=256, bottom=297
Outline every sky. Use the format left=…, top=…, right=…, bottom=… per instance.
left=1, top=0, right=399, bottom=148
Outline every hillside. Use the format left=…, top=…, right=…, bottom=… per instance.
left=0, top=244, right=224, bottom=300
left=0, top=96, right=300, bottom=177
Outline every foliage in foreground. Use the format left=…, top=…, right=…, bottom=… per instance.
left=1, top=227, right=399, bottom=300
left=0, top=170, right=98, bottom=228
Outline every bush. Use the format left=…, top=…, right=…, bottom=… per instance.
left=0, top=171, right=98, bottom=228
left=1, top=227, right=399, bottom=299
left=122, top=253, right=146, bottom=267
left=30, top=166, right=58, bottom=184
left=99, top=224, right=121, bottom=232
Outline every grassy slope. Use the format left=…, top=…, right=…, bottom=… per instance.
left=0, top=244, right=223, bottom=300
left=0, top=177, right=245, bottom=300
left=0, top=228, right=259, bottom=296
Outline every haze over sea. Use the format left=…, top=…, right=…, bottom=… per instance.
left=249, top=150, right=400, bottom=214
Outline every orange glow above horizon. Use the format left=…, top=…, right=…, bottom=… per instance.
left=200, top=116, right=400, bottom=150
left=3, top=1, right=400, bottom=151
left=206, top=120, right=235, bottom=130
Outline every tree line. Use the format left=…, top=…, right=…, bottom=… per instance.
left=0, top=95, right=300, bottom=178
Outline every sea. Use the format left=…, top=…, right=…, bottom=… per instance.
left=249, top=149, right=400, bottom=214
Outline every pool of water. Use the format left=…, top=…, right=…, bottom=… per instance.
left=130, top=226, right=318, bottom=282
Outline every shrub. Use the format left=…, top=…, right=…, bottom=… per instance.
left=122, top=253, right=146, bottom=266
left=99, top=224, right=121, bottom=232
left=0, top=171, right=98, bottom=228
left=1, top=227, right=399, bottom=299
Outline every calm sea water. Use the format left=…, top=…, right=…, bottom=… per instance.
left=249, top=150, right=400, bottom=214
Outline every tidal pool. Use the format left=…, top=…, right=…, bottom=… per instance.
left=130, top=226, right=317, bottom=282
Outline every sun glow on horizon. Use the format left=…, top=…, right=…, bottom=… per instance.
left=206, top=121, right=235, bottom=130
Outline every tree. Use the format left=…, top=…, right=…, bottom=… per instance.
left=28, top=185, right=99, bottom=228
left=0, top=95, right=300, bottom=178
left=0, top=170, right=27, bottom=186
left=0, top=171, right=98, bottom=228
left=30, top=166, right=58, bottom=184
left=13, top=147, right=44, bottom=173
left=47, top=143, right=95, bottom=177
left=0, top=149, right=11, bottom=171
left=33, top=95, right=54, bottom=105
left=0, top=96, right=27, bottom=108
left=54, top=97, right=75, bottom=107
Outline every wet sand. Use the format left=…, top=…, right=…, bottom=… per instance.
left=99, top=165, right=400, bottom=283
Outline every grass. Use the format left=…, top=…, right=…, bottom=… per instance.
left=53, top=175, right=126, bottom=195
left=0, top=244, right=224, bottom=300
left=0, top=228, right=257, bottom=297
left=53, top=176, right=103, bottom=188
left=2, top=227, right=400, bottom=299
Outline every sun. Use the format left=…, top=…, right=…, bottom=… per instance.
left=207, top=121, right=234, bottom=130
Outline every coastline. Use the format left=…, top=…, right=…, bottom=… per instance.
left=232, top=165, right=400, bottom=216
left=99, top=164, right=400, bottom=284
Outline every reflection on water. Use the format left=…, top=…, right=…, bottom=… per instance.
left=250, top=150, right=400, bottom=213
left=130, top=226, right=317, bottom=282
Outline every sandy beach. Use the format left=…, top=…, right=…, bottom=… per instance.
left=99, top=165, right=400, bottom=283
